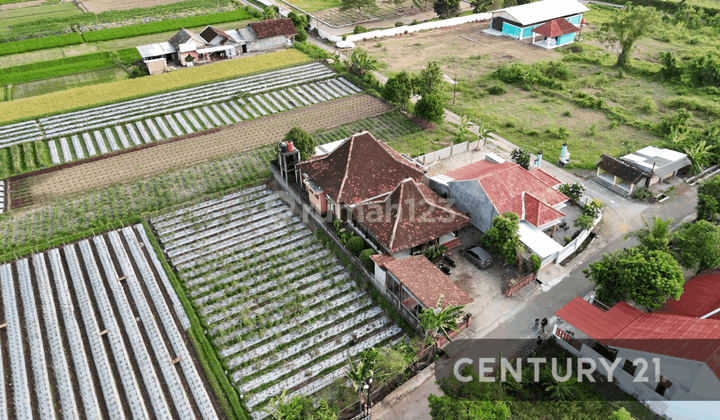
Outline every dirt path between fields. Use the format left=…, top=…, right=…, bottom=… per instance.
left=13, top=95, right=391, bottom=206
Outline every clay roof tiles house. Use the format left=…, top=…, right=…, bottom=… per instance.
left=168, top=28, right=205, bottom=50
left=355, top=178, right=470, bottom=254
left=385, top=255, right=473, bottom=308
left=248, top=18, right=298, bottom=39
left=444, top=160, right=567, bottom=228
left=299, top=131, right=425, bottom=206
left=658, top=270, right=720, bottom=321
left=531, top=17, right=580, bottom=38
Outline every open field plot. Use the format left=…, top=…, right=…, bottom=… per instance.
left=151, top=185, right=404, bottom=417
left=11, top=66, right=129, bottom=100
left=0, top=224, right=223, bottom=420
left=8, top=94, right=390, bottom=206
left=282, top=0, right=340, bottom=13
left=0, top=48, right=308, bottom=125
left=82, top=0, right=215, bottom=13
left=313, top=0, right=433, bottom=26
left=0, top=63, right=363, bottom=172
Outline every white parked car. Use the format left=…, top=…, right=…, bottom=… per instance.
left=336, top=40, right=355, bottom=49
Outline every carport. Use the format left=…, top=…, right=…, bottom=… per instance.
left=518, top=220, right=563, bottom=269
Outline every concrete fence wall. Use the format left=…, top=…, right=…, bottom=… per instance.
left=415, top=141, right=481, bottom=166
left=315, top=12, right=492, bottom=43
left=554, top=208, right=603, bottom=264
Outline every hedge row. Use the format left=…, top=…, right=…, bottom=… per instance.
left=596, top=0, right=719, bottom=17
left=0, top=48, right=140, bottom=85
left=0, top=33, right=84, bottom=57
left=82, top=9, right=253, bottom=42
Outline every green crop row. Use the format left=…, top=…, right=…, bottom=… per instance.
left=0, top=33, right=84, bottom=57
left=95, top=0, right=234, bottom=22
left=83, top=9, right=253, bottom=42
left=0, top=48, right=140, bottom=85
left=0, top=0, right=36, bottom=5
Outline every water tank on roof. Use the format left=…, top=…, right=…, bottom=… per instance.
left=279, top=142, right=288, bottom=153
left=287, top=141, right=295, bottom=152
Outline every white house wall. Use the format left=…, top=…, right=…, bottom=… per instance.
left=247, top=36, right=291, bottom=52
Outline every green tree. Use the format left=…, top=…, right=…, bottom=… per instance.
left=383, top=71, right=414, bottom=109
left=597, top=4, right=660, bottom=67
left=687, top=52, right=720, bottom=88
left=346, top=236, right=365, bottom=255
left=263, top=6, right=278, bottom=20
left=481, top=211, right=522, bottom=266
left=428, top=395, right=511, bottom=419
left=414, top=61, right=444, bottom=96
left=583, top=247, right=684, bottom=309
left=359, top=248, right=376, bottom=269
left=433, top=0, right=461, bottom=19
left=456, top=115, right=473, bottom=143
left=414, top=94, right=445, bottom=123
left=611, top=407, right=634, bottom=420
left=348, top=49, right=378, bottom=76
left=469, top=0, right=494, bottom=13
left=658, top=51, right=682, bottom=82
left=558, top=182, right=585, bottom=205
left=672, top=221, right=720, bottom=272
left=684, top=140, right=715, bottom=175
left=624, top=215, right=673, bottom=252
left=418, top=295, right=465, bottom=348
left=344, top=348, right=389, bottom=408
left=697, top=175, right=720, bottom=221
left=340, top=0, right=378, bottom=18
left=283, top=127, right=317, bottom=160
left=288, top=11, right=309, bottom=29
left=573, top=215, right=594, bottom=231
left=510, top=148, right=531, bottom=170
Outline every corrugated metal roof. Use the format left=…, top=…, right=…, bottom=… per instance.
left=495, top=0, right=589, bottom=26
left=136, top=42, right=176, bottom=59
left=620, top=146, right=691, bottom=178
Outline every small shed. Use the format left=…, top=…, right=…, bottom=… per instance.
left=246, top=18, right=298, bottom=52
left=487, top=0, right=588, bottom=41
left=530, top=18, right=580, bottom=49
left=595, top=154, right=649, bottom=196
left=620, top=146, right=691, bottom=184
left=135, top=42, right=177, bottom=74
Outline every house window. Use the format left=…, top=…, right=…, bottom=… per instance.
left=622, top=359, right=637, bottom=376
left=386, top=274, right=401, bottom=300
left=315, top=194, right=319, bottom=199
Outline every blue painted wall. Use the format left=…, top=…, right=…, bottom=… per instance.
left=558, top=32, right=576, bottom=45
left=521, top=25, right=540, bottom=39
left=502, top=22, right=522, bottom=38
left=569, top=14, right=582, bottom=25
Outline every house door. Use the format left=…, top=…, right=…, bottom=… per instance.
left=242, top=44, right=247, bottom=53
left=492, top=18, right=504, bottom=31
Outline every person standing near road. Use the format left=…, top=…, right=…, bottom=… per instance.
left=541, top=318, right=548, bottom=333
left=533, top=319, right=540, bottom=332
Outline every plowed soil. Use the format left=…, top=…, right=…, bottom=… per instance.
left=16, top=94, right=391, bottom=205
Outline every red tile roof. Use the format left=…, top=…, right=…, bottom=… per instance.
left=444, top=161, right=568, bottom=227
left=386, top=255, right=473, bottom=308
left=354, top=179, right=470, bottom=254
left=531, top=18, right=580, bottom=38
left=555, top=297, right=642, bottom=344
left=530, top=168, right=562, bottom=188
left=659, top=270, right=720, bottom=320
left=556, top=297, right=720, bottom=381
left=299, top=131, right=425, bottom=206
left=370, top=253, right=396, bottom=269
left=248, top=18, right=298, bottom=39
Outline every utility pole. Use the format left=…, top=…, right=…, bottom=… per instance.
left=453, top=72, right=457, bottom=105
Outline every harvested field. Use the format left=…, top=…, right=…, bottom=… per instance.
left=11, top=66, right=129, bottom=100
left=0, top=224, right=224, bottom=420
left=81, top=0, right=196, bottom=13
left=10, top=94, right=391, bottom=206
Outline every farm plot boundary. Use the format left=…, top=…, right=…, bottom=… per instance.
left=0, top=48, right=310, bottom=125
left=11, top=66, right=129, bottom=100
left=7, top=94, right=392, bottom=208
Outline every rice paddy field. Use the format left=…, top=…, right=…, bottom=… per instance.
left=11, top=66, right=130, bottom=100
left=0, top=2, right=82, bottom=38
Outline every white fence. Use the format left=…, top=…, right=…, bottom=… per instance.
left=414, top=140, right=485, bottom=166
left=315, top=12, right=492, bottom=43
left=554, top=204, right=603, bottom=264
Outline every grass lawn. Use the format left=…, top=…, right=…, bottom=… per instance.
left=282, top=0, right=341, bottom=12
left=11, top=66, right=129, bottom=100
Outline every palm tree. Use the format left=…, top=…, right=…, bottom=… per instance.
left=261, top=389, right=292, bottom=420
left=418, top=295, right=465, bottom=349
left=263, top=6, right=278, bottom=20
left=349, top=49, right=377, bottom=77
left=623, top=215, right=674, bottom=252
left=476, top=119, right=494, bottom=147
left=456, top=115, right=473, bottom=143
left=541, top=364, right=577, bottom=402
left=684, top=139, right=715, bottom=175
left=344, top=348, right=389, bottom=412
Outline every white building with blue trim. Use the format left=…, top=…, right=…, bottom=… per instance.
left=488, top=0, right=589, bottom=43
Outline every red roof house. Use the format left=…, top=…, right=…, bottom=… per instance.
left=531, top=18, right=580, bottom=38
left=352, top=178, right=470, bottom=254
left=555, top=290, right=720, bottom=402
left=385, top=255, right=473, bottom=309
left=299, top=131, right=425, bottom=218
left=658, top=270, right=720, bottom=321
left=442, top=160, right=568, bottom=230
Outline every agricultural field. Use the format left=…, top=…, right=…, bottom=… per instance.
left=0, top=48, right=309, bottom=124
left=7, top=94, right=391, bottom=206
left=0, top=2, right=81, bottom=28
left=82, top=0, right=215, bottom=13
left=0, top=224, right=224, bottom=419
left=11, top=66, right=130, bottom=100
left=151, top=185, right=405, bottom=417
left=312, top=109, right=422, bottom=144
left=0, top=63, right=363, bottom=175
left=282, top=0, right=341, bottom=13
